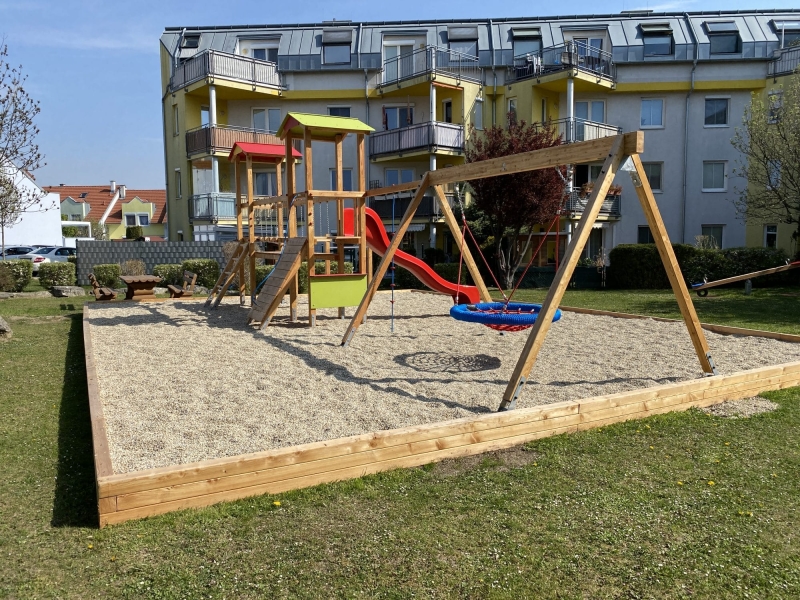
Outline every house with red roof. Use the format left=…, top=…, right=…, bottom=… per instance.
left=47, top=181, right=167, bottom=240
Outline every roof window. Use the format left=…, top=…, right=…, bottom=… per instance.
left=704, top=21, right=740, bottom=54
left=640, top=23, right=673, bottom=57
left=181, top=34, right=200, bottom=49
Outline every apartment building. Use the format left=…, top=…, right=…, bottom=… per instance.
left=159, top=9, right=800, bottom=261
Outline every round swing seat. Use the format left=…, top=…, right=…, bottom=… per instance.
left=449, top=302, right=562, bottom=332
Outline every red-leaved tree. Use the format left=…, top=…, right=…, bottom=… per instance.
left=464, top=118, right=565, bottom=289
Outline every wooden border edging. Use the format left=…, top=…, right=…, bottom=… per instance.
left=84, top=304, right=800, bottom=527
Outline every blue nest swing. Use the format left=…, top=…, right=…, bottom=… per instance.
left=450, top=302, right=562, bottom=332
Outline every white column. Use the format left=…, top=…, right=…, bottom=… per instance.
left=566, top=76, right=575, bottom=193
left=209, top=84, right=219, bottom=194
left=429, top=224, right=437, bottom=249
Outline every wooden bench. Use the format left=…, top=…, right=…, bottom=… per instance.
left=88, top=273, right=117, bottom=301
left=168, top=271, right=198, bottom=298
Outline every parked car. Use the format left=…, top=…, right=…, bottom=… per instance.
left=17, top=246, right=75, bottom=275
left=1, top=246, right=36, bottom=259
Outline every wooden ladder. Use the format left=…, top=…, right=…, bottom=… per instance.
left=205, top=240, right=249, bottom=308
left=248, top=238, right=307, bottom=328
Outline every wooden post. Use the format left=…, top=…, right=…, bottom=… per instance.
left=275, top=159, right=284, bottom=239
left=499, top=136, right=626, bottom=411
left=629, top=153, right=716, bottom=375
left=285, top=134, right=298, bottom=321
left=304, top=128, right=316, bottom=326
left=235, top=159, right=245, bottom=303
left=432, top=185, right=492, bottom=302
left=246, top=155, right=256, bottom=303
left=341, top=174, right=431, bottom=346
left=334, top=134, right=346, bottom=318
left=357, top=133, right=367, bottom=275
left=366, top=249, right=373, bottom=285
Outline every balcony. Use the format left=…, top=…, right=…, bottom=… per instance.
left=565, top=190, right=621, bottom=218
left=769, top=46, right=800, bottom=77
left=535, top=117, right=621, bottom=144
left=506, top=41, right=615, bottom=85
left=186, top=124, right=293, bottom=157
left=170, top=49, right=284, bottom=92
left=368, top=190, right=454, bottom=220
left=379, top=45, right=481, bottom=88
left=189, top=192, right=236, bottom=222
left=370, top=121, right=464, bottom=158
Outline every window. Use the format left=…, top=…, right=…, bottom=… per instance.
left=471, top=99, right=484, bottom=130
left=448, top=27, right=479, bottom=58
left=640, top=23, right=673, bottom=56
left=701, top=225, right=724, bottom=248
left=322, top=28, right=353, bottom=65
left=772, top=20, right=800, bottom=47
left=181, top=34, right=200, bottom=49
left=330, top=169, right=353, bottom=192
left=508, top=98, right=517, bottom=125
left=201, top=106, right=209, bottom=127
left=541, top=98, right=547, bottom=123
left=638, top=226, right=655, bottom=244
left=574, top=100, right=605, bottom=140
left=513, top=36, right=541, bottom=58
left=70, top=213, right=81, bottom=221
left=640, top=99, right=664, bottom=128
left=572, top=37, right=604, bottom=57
left=704, top=98, right=729, bottom=126
left=767, top=160, right=782, bottom=190
left=642, top=162, right=663, bottom=192
left=173, top=105, right=179, bottom=135
left=450, top=40, right=478, bottom=58
left=705, top=22, right=740, bottom=55
left=138, top=214, right=150, bottom=226
left=255, top=172, right=278, bottom=196
left=174, top=170, right=182, bottom=198
left=253, top=108, right=281, bottom=133
left=768, top=91, right=783, bottom=123
left=328, top=106, right=351, bottom=118
left=702, top=161, right=726, bottom=191
left=443, top=100, right=452, bottom=123
left=385, top=169, right=414, bottom=187
left=383, top=106, right=413, bottom=130
left=383, top=43, right=414, bottom=82
left=252, top=47, right=278, bottom=62
left=764, top=225, right=778, bottom=248
left=125, top=214, right=136, bottom=227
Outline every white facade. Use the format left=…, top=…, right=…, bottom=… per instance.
left=2, top=167, right=61, bottom=247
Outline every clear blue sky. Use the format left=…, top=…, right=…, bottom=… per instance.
left=0, top=0, right=787, bottom=189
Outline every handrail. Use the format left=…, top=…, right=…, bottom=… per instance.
left=369, top=121, right=464, bottom=156
left=507, top=40, right=615, bottom=84
left=768, top=45, right=800, bottom=77
left=170, top=49, right=284, bottom=92
left=534, top=117, right=621, bottom=144
left=380, top=45, right=481, bottom=86
left=565, top=190, right=621, bottom=216
left=189, top=192, right=237, bottom=221
left=185, top=124, right=302, bottom=157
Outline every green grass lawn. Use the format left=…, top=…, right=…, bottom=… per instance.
left=0, top=289, right=798, bottom=598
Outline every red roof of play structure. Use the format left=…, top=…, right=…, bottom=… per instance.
left=228, top=142, right=302, bottom=162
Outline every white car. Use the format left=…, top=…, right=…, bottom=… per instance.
left=18, top=246, right=75, bottom=275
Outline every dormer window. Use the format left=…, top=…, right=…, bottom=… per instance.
left=512, top=28, right=542, bottom=58
left=640, top=23, right=673, bottom=57
left=181, top=34, right=200, bottom=49
left=704, top=21, right=740, bottom=55
left=448, top=26, right=478, bottom=58
left=771, top=20, right=800, bottom=48
left=322, top=29, right=353, bottom=65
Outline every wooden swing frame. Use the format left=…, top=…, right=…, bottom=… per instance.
left=340, top=131, right=718, bottom=411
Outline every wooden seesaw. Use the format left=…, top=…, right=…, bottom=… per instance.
left=692, top=260, right=800, bottom=297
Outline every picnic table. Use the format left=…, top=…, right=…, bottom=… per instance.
left=120, top=275, right=162, bottom=301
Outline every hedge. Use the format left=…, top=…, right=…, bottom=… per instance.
left=297, top=261, right=354, bottom=293
left=38, top=263, right=76, bottom=287
left=608, top=244, right=795, bottom=289
left=126, top=225, right=144, bottom=240
left=0, top=260, right=32, bottom=292
left=93, top=264, right=121, bottom=288
left=433, top=263, right=470, bottom=285
left=153, top=264, right=184, bottom=287
left=181, top=259, right=220, bottom=288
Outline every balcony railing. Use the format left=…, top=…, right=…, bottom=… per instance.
left=507, top=41, right=615, bottom=84
left=769, top=46, right=800, bottom=77
left=186, top=124, right=299, bottom=157
left=380, top=45, right=481, bottom=87
left=368, top=191, right=454, bottom=220
left=565, top=191, right=621, bottom=217
left=170, top=49, right=284, bottom=92
left=534, top=117, right=621, bottom=144
left=190, top=192, right=237, bottom=222
left=370, top=121, right=464, bottom=157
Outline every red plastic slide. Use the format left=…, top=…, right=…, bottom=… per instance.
left=343, top=207, right=479, bottom=304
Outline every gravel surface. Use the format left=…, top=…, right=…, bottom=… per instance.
left=702, top=396, right=780, bottom=418
left=86, top=292, right=800, bottom=474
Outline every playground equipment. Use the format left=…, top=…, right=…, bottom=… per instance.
left=691, top=260, right=800, bottom=297
left=338, top=131, right=721, bottom=411
left=450, top=302, right=562, bottom=332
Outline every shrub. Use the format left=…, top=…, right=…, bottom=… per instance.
left=38, top=263, right=76, bottom=287
left=182, top=259, right=220, bottom=288
left=423, top=247, right=446, bottom=266
left=607, top=244, right=694, bottom=289
left=93, top=264, right=121, bottom=288
left=153, top=264, right=184, bottom=287
left=120, top=259, right=146, bottom=276
left=126, top=225, right=144, bottom=240
left=0, top=260, right=32, bottom=292
left=252, top=264, right=275, bottom=294
left=297, top=261, right=355, bottom=293
left=67, top=255, right=77, bottom=264
left=433, top=263, right=469, bottom=285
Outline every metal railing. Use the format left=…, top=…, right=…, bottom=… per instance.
left=380, top=45, right=481, bottom=86
left=189, top=192, right=237, bottom=221
left=507, top=41, right=615, bottom=84
left=565, top=190, right=621, bottom=217
left=370, top=121, right=464, bottom=157
left=368, top=191, right=454, bottom=220
left=186, top=124, right=288, bottom=157
left=170, top=49, right=284, bottom=92
left=534, top=117, right=621, bottom=144
left=769, top=45, right=800, bottom=77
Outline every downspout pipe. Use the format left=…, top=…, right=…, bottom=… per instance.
left=99, top=188, right=122, bottom=227
left=683, top=13, right=700, bottom=245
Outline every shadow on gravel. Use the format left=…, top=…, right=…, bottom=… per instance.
left=51, top=314, right=98, bottom=528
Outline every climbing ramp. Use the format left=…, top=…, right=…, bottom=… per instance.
left=205, top=240, right=249, bottom=308
left=248, top=237, right=307, bottom=328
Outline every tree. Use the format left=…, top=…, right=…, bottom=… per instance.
left=0, top=44, right=45, bottom=257
left=464, top=117, right=566, bottom=289
left=731, top=74, right=800, bottom=255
